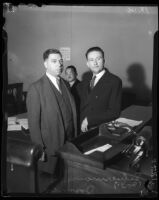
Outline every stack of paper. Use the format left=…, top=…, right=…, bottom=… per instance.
left=7, top=124, right=22, bottom=131
left=84, top=144, right=112, bottom=155
left=115, top=118, right=143, bottom=127
left=7, top=117, right=21, bottom=131
left=7, top=117, right=29, bottom=131
left=16, top=118, right=29, bottom=130
left=8, top=117, right=17, bottom=125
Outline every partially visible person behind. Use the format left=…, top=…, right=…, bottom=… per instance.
left=65, top=65, right=81, bottom=100
left=65, top=65, right=81, bottom=134
left=80, top=46, right=122, bottom=133
left=26, top=49, right=77, bottom=176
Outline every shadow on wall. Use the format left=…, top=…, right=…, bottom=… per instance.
left=122, top=63, right=152, bottom=110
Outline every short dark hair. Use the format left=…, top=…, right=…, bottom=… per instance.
left=85, top=47, right=104, bottom=59
left=43, top=49, right=62, bottom=61
left=65, top=65, right=77, bottom=75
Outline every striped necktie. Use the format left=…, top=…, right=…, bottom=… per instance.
left=90, top=75, right=96, bottom=89
left=56, top=77, right=62, bottom=93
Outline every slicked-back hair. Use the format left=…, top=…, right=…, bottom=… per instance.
left=43, top=49, right=62, bottom=61
left=65, top=65, right=77, bottom=75
left=85, top=47, right=104, bottom=59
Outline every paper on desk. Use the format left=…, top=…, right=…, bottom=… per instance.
left=21, top=124, right=29, bottom=130
left=7, top=124, right=22, bottom=131
left=7, top=117, right=17, bottom=125
left=7, top=117, right=29, bottom=130
left=115, top=117, right=143, bottom=127
left=16, top=118, right=29, bottom=130
left=16, top=118, right=28, bottom=123
left=84, top=144, right=112, bottom=155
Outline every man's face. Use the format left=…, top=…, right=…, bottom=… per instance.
left=44, top=53, right=63, bottom=77
left=86, top=51, right=105, bottom=74
left=65, top=68, right=76, bottom=82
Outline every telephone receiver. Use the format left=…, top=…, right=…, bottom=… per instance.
left=99, top=121, right=133, bottom=138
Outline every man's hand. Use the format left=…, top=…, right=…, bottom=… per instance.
left=81, top=117, right=88, bottom=132
left=39, top=151, right=47, bottom=162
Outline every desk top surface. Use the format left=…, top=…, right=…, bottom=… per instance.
left=120, top=105, right=152, bottom=122
left=8, top=105, right=152, bottom=143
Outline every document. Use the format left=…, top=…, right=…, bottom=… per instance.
left=16, top=118, right=29, bottom=130
left=115, top=118, right=143, bottom=127
left=7, top=124, right=22, bottom=131
left=8, top=117, right=17, bottom=125
left=7, top=117, right=29, bottom=131
left=84, top=144, right=112, bottom=155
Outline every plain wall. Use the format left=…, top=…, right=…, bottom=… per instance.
left=4, top=5, right=158, bottom=94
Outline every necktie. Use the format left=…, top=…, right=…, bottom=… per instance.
left=90, top=75, right=96, bottom=89
left=56, top=77, right=62, bottom=93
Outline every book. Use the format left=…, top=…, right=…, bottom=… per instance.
left=84, top=144, right=112, bottom=155
left=115, top=117, right=143, bottom=127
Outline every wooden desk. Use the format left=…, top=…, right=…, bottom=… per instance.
left=54, top=142, right=152, bottom=195
left=50, top=105, right=153, bottom=194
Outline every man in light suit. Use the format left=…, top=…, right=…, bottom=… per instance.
left=80, top=47, right=122, bottom=132
left=26, top=49, right=77, bottom=175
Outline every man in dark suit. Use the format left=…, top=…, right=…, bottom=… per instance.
left=80, top=47, right=122, bottom=132
left=65, top=66, right=81, bottom=110
left=26, top=49, right=77, bottom=174
left=65, top=65, right=81, bottom=135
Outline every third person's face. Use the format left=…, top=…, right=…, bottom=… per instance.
left=86, top=51, right=105, bottom=75
left=65, top=68, right=76, bottom=83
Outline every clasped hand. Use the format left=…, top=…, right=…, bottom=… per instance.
left=81, top=117, right=88, bottom=132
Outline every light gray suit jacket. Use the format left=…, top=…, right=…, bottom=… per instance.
left=26, top=74, right=77, bottom=173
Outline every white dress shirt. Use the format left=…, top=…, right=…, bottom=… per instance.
left=93, top=69, right=106, bottom=87
left=46, top=72, right=61, bottom=93
left=69, top=80, right=75, bottom=87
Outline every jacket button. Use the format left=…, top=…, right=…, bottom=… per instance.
left=96, top=96, right=98, bottom=98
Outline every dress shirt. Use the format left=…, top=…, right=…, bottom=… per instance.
left=69, top=80, right=76, bottom=87
left=93, top=69, right=106, bottom=86
left=46, top=72, right=61, bottom=93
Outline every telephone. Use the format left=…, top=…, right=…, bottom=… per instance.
left=99, top=121, right=135, bottom=139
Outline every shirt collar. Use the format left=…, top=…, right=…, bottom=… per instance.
left=46, top=72, right=60, bottom=81
left=69, top=80, right=76, bottom=87
left=93, top=69, right=106, bottom=79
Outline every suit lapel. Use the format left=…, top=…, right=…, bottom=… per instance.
left=61, top=79, right=77, bottom=136
left=91, top=70, right=110, bottom=92
left=42, top=75, right=63, bottom=117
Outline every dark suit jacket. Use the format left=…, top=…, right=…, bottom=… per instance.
left=70, top=79, right=81, bottom=135
left=70, top=79, right=81, bottom=109
left=26, top=74, right=77, bottom=173
left=70, top=79, right=81, bottom=95
left=80, top=69, right=122, bottom=129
